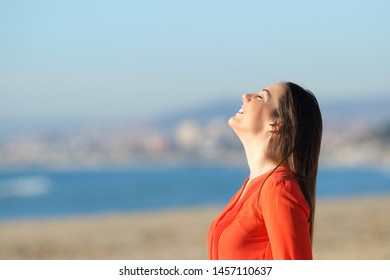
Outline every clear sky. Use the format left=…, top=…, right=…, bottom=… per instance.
left=1, top=0, right=389, bottom=129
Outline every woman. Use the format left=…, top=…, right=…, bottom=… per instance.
left=208, top=82, right=322, bottom=260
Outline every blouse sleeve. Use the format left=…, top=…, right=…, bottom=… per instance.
left=261, top=178, right=313, bottom=260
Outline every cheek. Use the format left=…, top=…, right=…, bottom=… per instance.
left=250, top=109, right=270, bottom=129
left=250, top=117, right=267, bottom=133
left=229, top=115, right=264, bottom=134
left=228, top=108, right=271, bottom=134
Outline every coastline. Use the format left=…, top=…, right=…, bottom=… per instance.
left=0, top=194, right=389, bottom=260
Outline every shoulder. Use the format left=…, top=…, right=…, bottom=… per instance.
left=262, top=166, right=298, bottom=193
left=260, top=167, right=309, bottom=212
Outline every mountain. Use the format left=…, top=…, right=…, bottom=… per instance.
left=155, top=95, right=390, bottom=131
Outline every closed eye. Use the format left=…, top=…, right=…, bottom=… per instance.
left=256, top=95, right=263, bottom=100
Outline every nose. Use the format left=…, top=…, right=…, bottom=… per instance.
left=242, top=94, right=252, bottom=103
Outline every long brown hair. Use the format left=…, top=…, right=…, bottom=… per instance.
left=265, top=82, right=323, bottom=241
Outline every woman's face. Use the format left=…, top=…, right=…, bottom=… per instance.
left=228, top=83, right=286, bottom=137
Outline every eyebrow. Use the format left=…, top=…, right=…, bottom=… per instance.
left=262, top=89, right=271, bottom=98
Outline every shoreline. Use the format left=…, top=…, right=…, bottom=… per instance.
left=0, top=194, right=389, bottom=260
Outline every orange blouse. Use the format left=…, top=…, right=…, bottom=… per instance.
left=208, top=166, right=312, bottom=260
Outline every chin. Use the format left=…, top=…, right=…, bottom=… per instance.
left=228, top=116, right=241, bottom=134
left=228, top=116, right=236, bottom=128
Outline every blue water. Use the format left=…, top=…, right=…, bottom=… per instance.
left=0, top=166, right=389, bottom=222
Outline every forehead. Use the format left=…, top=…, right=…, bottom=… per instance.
left=261, top=83, right=286, bottom=99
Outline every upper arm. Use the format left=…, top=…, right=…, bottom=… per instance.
left=261, top=179, right=312, bottom=259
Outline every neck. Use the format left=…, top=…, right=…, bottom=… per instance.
left=241, top=136, right=277, bottom=182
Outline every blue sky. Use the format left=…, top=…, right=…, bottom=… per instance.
left=1, top=0, right=389, bottom=129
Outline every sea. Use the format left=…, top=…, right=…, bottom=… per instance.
left=0, top=165, right=389, bottom=222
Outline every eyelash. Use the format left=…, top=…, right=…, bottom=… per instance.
left=256, top=95, right=263, bottom=100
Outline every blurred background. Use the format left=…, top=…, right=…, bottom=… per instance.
left=0, top=0, right=389, bottom=259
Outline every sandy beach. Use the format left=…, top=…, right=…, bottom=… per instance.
left=0, top=195, right=389, bottom=260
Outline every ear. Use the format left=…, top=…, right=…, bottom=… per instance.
left=269, top=121, right=282, bottom=133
